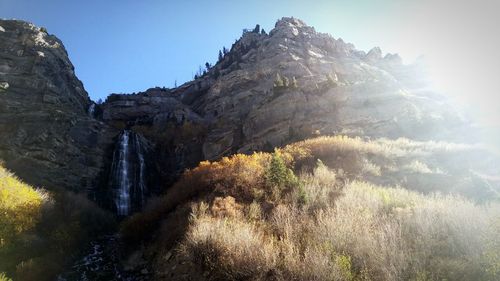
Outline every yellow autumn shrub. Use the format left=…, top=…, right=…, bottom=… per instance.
left=0, top=166, right=46, bottom=247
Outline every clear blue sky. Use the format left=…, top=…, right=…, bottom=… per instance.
left=1, top=0, right=410, bottom=101
left=2, top=0, right=499, bottom=122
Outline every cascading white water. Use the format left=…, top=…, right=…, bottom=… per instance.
left=114, top=130, right=131, bottom=216
left=88, top=103, right=96, bottom=118
left=109, top=130, right=150, bottom=216
left=135, top=134, right=147, bottom=206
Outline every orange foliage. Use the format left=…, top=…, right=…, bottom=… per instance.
left=210, top=196, right=243, bottom=218
left=168, top=152, right=271, bottom=204
left=122, top=152, right=271, bottom=243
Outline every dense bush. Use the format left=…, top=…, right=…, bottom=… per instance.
left=0, top=166, right=46, bottom=280
left=0, top=165, right=115, bottom=281
left=0, top=169, right=45, bottom=243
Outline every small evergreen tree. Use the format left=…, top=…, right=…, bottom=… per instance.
left=223, top=47, right=229, bottom=55
left=205, top=62, right=211, bottom=70
left=218, top=50, right=223, bottom=61
left=261, top=28, right=266, bottom=35
left=265, top=152, right=297, bottom=190
left=253, top=24, right=260, bottom=33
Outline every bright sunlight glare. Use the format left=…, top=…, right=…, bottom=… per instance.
left=391, top=0, right=500, bottom=126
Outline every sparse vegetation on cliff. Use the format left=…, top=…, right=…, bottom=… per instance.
left=274, top=73, right=299, bottom=91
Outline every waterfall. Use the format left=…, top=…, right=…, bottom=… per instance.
left=135, top=133, right=147, bottom=206
left=112, top=130, right=131, bottom=216
left=109, top=130, right=150, bottom=216
left=88, top=103, right=96, bottom=118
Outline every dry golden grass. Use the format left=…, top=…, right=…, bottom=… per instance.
left=181, top=211, right=278, bottom=280
left=178, top=180, right=500, bottom=281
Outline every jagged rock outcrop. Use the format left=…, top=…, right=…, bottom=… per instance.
left=0, top=19, right=116, bottom=192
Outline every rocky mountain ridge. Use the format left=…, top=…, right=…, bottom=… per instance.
left=0, top=17, right=474, bottom=211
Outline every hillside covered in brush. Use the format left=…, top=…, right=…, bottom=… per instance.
left=121, top=136, right=500, bottom=281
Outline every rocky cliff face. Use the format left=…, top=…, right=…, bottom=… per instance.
left=0, top=19, right=116, bottom=192
left=0, top=17, right=476, bottom=210
left=102, top=17, right=472, bottom=184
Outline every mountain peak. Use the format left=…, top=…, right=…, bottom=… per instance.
left=270, top=17, right=317, bottom=39
left=275, top=16, right=308, bottom=28
left=365, top=46, right=383, bottom=61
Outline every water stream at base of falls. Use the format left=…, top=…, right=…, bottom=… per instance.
left=57, top=235, right=150, bottom=281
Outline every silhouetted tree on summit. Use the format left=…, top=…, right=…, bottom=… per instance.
left=223, top=47, right=229, bottom=55
left=205, top=62, right=211, bottom=70
left=253, top=24, right=260, bottom=33
left=218, top=50, right=223, bottom=61
left=261, top=28, right=266, bottom=35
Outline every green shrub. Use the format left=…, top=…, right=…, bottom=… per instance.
left=265, top=152, right=298, bottom=190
